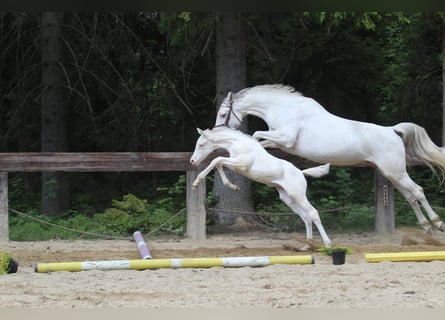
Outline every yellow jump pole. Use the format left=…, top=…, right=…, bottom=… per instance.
left=34, top=255, right=314, bottom=273
left=365, top=251, right=445, bottom=263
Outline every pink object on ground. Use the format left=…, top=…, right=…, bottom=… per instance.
left=133, top=231, right=152, bottom=259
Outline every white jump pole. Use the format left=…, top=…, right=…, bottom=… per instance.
left=133, top=231, right=152, bottom=259
left=34, top=255, right=315, bottom=273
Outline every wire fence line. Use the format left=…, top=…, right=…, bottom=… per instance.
left=10, top=208, right=129, bottom=240
left=206, top=202, right=374, bottom=215
left=8, top=201, right=445, bottom=240
left=9, top=207, right=186, bottom=240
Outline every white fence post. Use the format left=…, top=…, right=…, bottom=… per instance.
left=0, top=172, right=8, bottom=242
left=374, top=171, right=395, bottom=234
left=186, top=170, right=206, bottom=240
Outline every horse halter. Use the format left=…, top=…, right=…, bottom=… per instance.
left=215, top=94, right=243, bottom=128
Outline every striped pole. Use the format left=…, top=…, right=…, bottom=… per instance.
left=34, top=255, right=314, bottom=273
left=133, top=231, right=152, bottom=259
left=365, top=251, right=445, bottom=263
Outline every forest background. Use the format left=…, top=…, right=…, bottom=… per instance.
left=1, top=12, right=445, bottom=240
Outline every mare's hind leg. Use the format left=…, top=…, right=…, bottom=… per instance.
left=252, top=130, right=296, bottom=149
left=384, top=171, right=445, bottom=233
left=417, top=197, right=445, bottom=232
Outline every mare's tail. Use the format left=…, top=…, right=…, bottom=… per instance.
left=302, top=163, right=330, bottom=178
left=393, top=122, right=445, bottom=177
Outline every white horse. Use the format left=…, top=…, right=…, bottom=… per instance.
left=215, top=84, right=445, bottom=233
left=189, top=126, right=332, bottom=248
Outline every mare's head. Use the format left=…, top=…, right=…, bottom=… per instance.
left=214, top=85, right=298, bottom=128
left=214, top=91, right=244, bottom=128
left=190, top=128, right=217, bottom=166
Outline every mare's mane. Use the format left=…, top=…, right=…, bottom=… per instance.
left=236, top=84, right=304, bottom=98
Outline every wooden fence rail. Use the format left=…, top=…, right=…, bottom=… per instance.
left=0, top=152, right=394, bottom=242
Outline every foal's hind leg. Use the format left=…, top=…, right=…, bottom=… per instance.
left=274, top=185, right=314, bottom=250
left=274, top=185, right=332, bottom=249
left=291, top=200, right=332, bottom=248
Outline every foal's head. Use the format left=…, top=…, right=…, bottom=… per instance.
left=190, top=128, right=217, bottom=166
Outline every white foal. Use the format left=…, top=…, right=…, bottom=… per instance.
left=190, top=126, right=332, bottom=248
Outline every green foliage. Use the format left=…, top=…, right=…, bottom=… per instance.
left=308, top=167, right=374, bottom=231
left=94, top=190, right=186, bottom=236
left=60, top=214, right=107, bottom=235
left=155, top=175, right=187, bottom=209
left=317, top=245, right=353, bottom=256
left=0, top=253, right=12, bottom=274
left=9, top=175, right=187, bottom=240
left=96, top=208, right=138, bottom=235
left=323, top=206, right=375, bottom=231
left=7, top=175, right=40, bottom=212
left=9, top=211, right=65, bottom=241
left=178, top=12, right=191, bottom=22
left=311, top=12, right=409, bottom=31
left=375, top=12, right=442, bottom=138
left=111, top=194, right=148, bottom=215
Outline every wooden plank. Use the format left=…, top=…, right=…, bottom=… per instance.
left=0, top=152, right=195, bottom=172
left=0, top=151, right=383, bottom=173
left=186, top=170, right=207, bottom=240
left=0, top=172, right=8, bottom=242
left=374, top=171, right=395, bottom=234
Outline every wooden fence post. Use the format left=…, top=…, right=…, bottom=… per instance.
left=186, top=170, right=206, bottom=240
left=0, top=172, right=8, bottom=242
left=374, top=171, right=395, bottom=234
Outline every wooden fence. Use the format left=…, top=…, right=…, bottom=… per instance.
left=0, top=152, right=395, bottom=242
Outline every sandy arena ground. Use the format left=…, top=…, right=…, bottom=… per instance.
left=1, top=227, right=445, bottom=308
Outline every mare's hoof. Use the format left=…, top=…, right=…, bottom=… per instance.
left=437, top=221, right=445, bottom=232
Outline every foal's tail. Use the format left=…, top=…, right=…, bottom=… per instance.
left=393, top=122, right=445, bottom=177
left=302, top=163, right=330, bottom=178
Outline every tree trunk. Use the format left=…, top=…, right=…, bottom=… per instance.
left=41, top=12, right=69, bottom=216
left=212, top=13, right=255, bottom=226
left=441, top=22, right=445, bottom=208
left=442, top=23, right=445, bottom=146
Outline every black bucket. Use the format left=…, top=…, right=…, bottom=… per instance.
left=332, top=250, right=346, bottom=265
left=7, top=258, right=19, bottom=274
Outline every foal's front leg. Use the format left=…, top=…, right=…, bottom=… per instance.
left=192, top=158, right=219, bottom=189
left=215, top=165, right=240, bottom=191
left=192, top=156, right=246, bottom=190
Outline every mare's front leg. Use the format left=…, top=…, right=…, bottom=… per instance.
left=252, top=129, right=297, bottom=149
